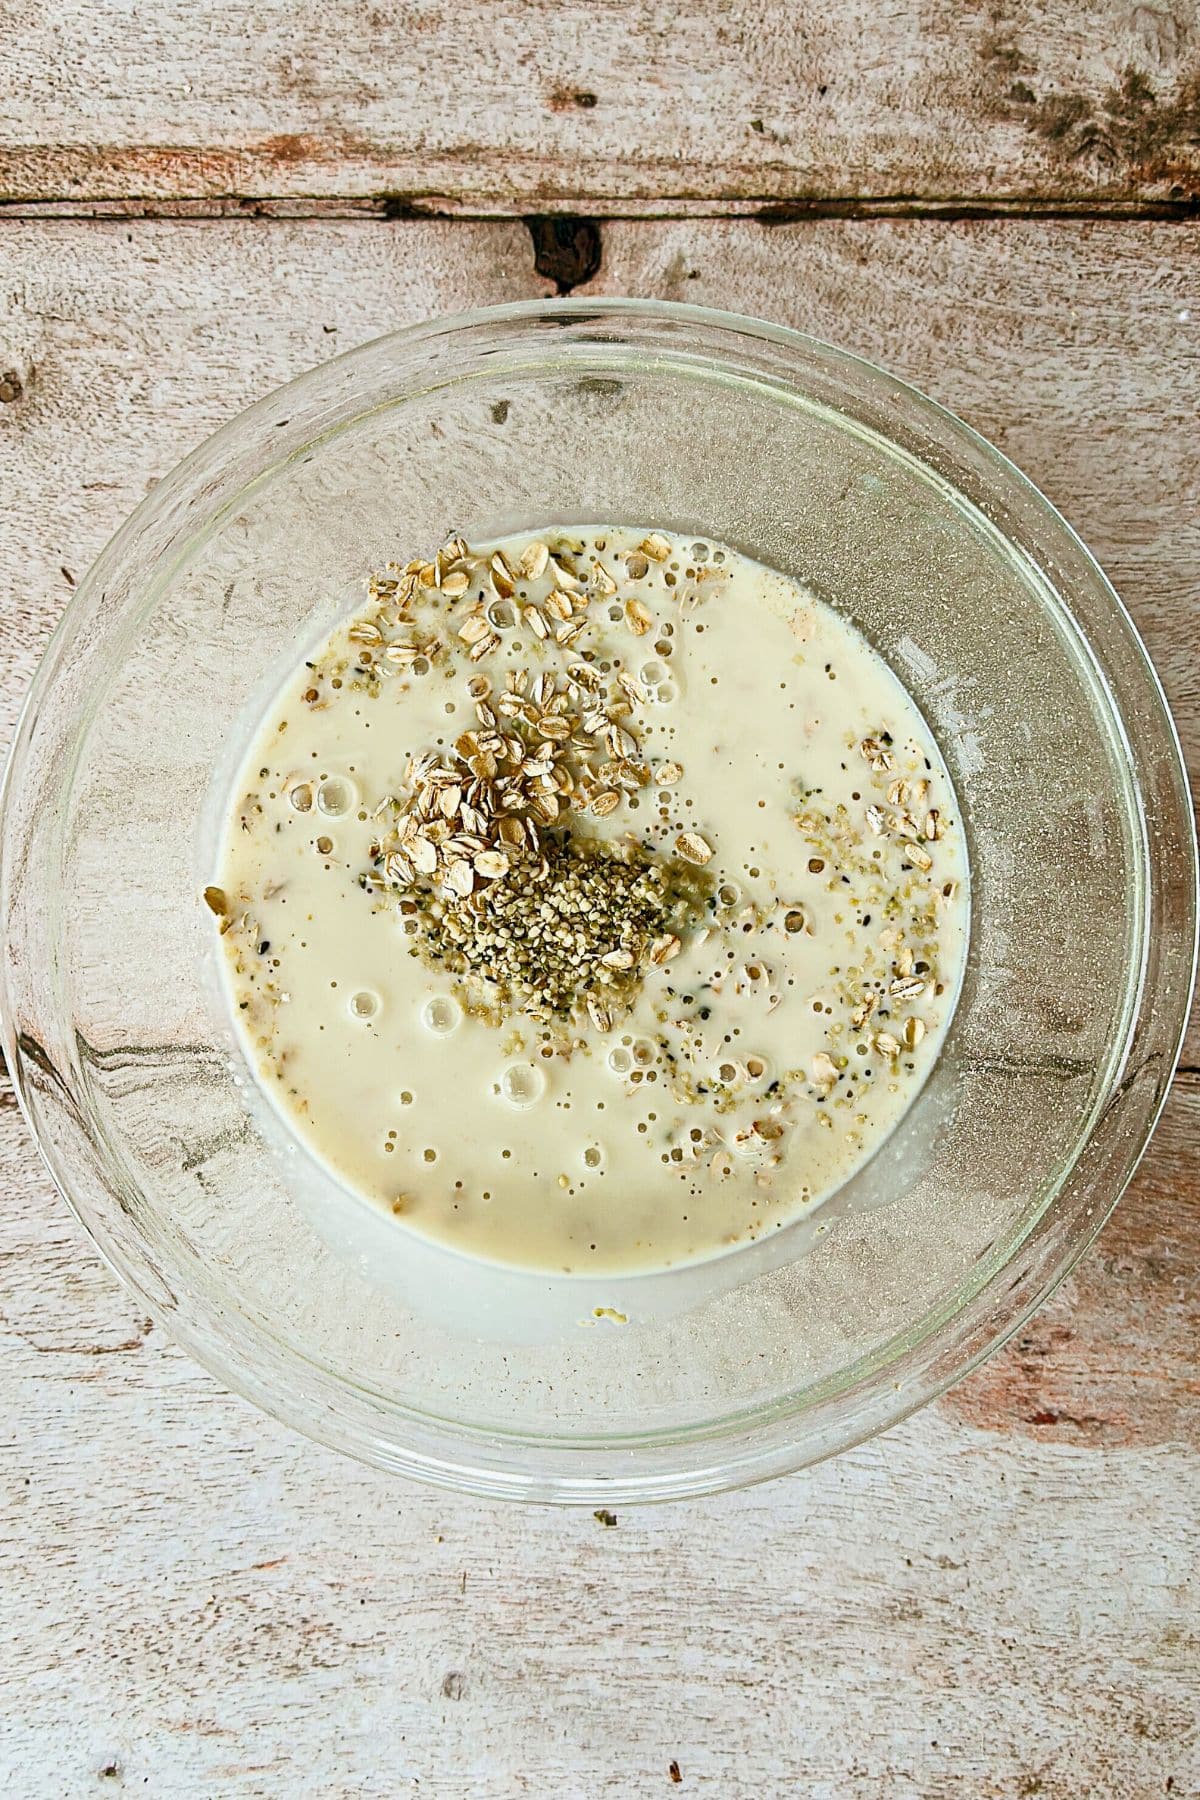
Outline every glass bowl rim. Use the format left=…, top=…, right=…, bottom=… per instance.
left=2, top=296, right=1196, bottom=1503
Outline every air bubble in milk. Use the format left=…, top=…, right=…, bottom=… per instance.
left=317, top=776, right=357, bottom=817
left=420, top=994, right=462, bottom=1037
left=485, top=597, right=517, bottom=632
left=498, top=1062, right=546, bottom=1109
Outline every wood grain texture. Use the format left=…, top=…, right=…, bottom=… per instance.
left=3, top=213, right=1196, bottom=1028
left=1, top=217, right=1197, bottom=1796
left=0, top=1080, right=1194, bottom=1800
left=1, top=2, right=1200, bottom=210
left=0, top=1101, right=1197, bottom=1799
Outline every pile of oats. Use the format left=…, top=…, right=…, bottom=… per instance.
left=350, top=532, right=717, bottom=1028
left=858, top=736, right=949, bottom=876
left=349, top=529, right=677, bottom=682
left=369, top=656, right=662, bottom=900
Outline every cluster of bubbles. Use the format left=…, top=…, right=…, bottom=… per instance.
left=605, top=1037, right=657, bottom=1079
left=638, top=658, right=679, bottom=708
left=712, top=1052, right=771, bottom=1090
left=290, top=775, right=358, bottom=817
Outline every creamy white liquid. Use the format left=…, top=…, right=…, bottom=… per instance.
left=212, top=528, right=968, bottom=1274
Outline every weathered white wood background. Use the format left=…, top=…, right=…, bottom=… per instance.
left=1, top=5, right=1199, bottom=1795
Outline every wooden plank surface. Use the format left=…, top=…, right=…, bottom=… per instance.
left=2, top=2, right=1200, bottom=210
left=0, top=1077, right=1197, bottom=1795
left=1, top=216, right=1197, bottom=1796
left=3, top=215, right=1196, bottom=1030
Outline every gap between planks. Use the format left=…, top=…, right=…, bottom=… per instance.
left=2, top=195, right=1200, bottom=223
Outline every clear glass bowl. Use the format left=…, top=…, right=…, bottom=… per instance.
left=2, top=300, right=1195, bottom=1503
